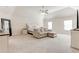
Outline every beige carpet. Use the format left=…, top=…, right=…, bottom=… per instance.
left=0, top=34, right=79, bottom=53
left=7, top=34, right=79, bottom=53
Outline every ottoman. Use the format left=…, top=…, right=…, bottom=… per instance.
left=47, top=32, right=57, bottom=38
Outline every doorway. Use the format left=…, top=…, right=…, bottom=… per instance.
left=1, top=18, right=12, bottom=36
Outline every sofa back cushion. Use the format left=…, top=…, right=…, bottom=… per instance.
left=34, top=27, right=48, bottom=33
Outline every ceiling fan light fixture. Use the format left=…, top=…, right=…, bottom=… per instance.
left=40, top=6, right=48, bottom=14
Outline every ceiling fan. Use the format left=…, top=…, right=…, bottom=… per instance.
left=40, top=6, right=48, bottom=14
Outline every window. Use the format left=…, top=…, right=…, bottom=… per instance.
left=4, top=21, right=9, bottom=32
left=48, top=22, right=52, bottom=30
left=64, top=20, right=72, bottom=31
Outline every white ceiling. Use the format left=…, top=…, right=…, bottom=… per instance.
left=21, top=6, right=76, bottom=19
left=0, top=6, right=16, bottom=15
left=0, top=6, right=77, bottom=19
left=45, top=7, right=77, bottom=18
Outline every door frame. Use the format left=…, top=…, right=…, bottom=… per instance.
left=1, top=18, right=12, bottom=36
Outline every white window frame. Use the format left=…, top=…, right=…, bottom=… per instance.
left=48, top=21, right=53, bottom=30
left=64, top=20, right=72, bottom=31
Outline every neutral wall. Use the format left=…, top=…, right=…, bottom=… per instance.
left=11, top=6, right=44, bottom=35
left=44, top=15, right=77, bottom=34
left=0, top=6, right=76, bottom=35
left=0, top=6, right=16, bottom=29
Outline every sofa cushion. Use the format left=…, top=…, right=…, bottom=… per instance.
left=40, top=27, right=44, bottom=32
